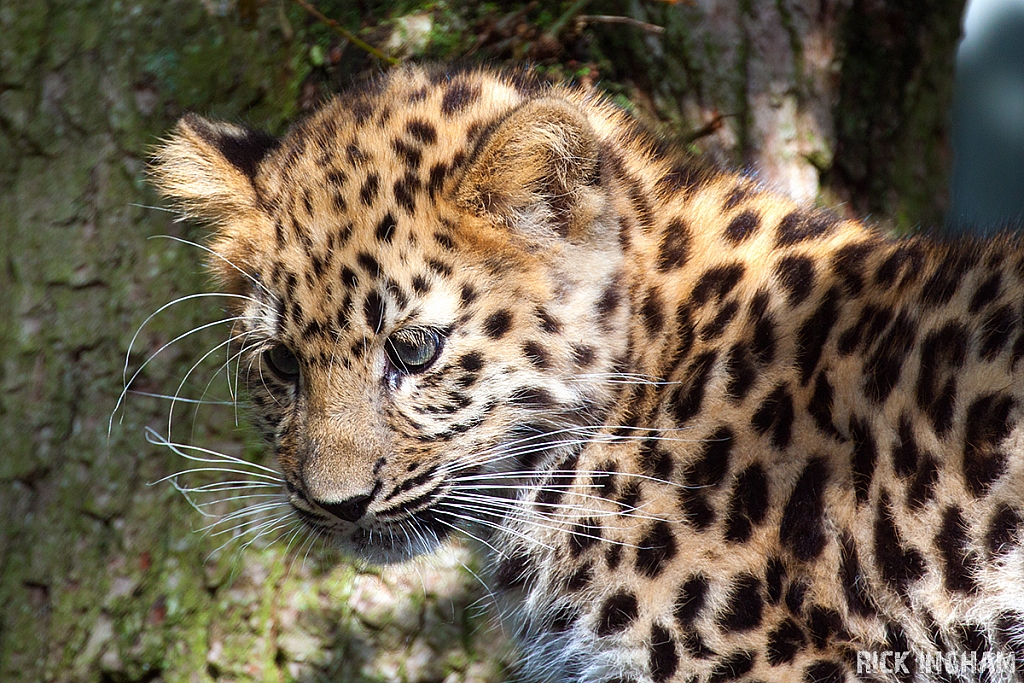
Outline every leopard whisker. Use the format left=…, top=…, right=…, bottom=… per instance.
left=452, top=553, right=504, bottom=619
left=429, top=505, right=556, bottom=552
left=191, top=492, right=285, bottom=508
left=120, top=291, right=256, bottom=389
left=111, top=312, right=251, bottom=437
left=165, top=473, right=282, bottom=507
left=436, top=498, right=647, bottom=550
left=206, top=505, right=293, bottom=536
left=144, top=427, right=284, bottom=477
left=244, top=345, right=293, bottom=411
left=473, top=423, right=601, bottom=453
left=567, top=424, right=697, bottom=439
left=125, top=390, right=236, bottom=406
left=445, top=490, right=672, bottom=524
left=429, top=515, right=505, bottom=556
left=297, top=526, right=333, bottom=576
left=240, top=514, right=298, bottom=552
left=150, top=235, right=278, bottom=302
left=283, top=523, right=310, bottom=571
left=165, top=329, right=255, bottom=437
left=175, top=480, right=282, bottom=494
left=451, top=470, right=590, bottom=481
left=448, top=486, right=646, bottom=515
left=152, top=466, right=285, bottom=486
left=570, top=372, right=678, bottom=385
left=453, top=468, right=693, bottom=489
left=442, top=496, right=613, bottom=526
left=207, top=512, right=294, bottom=558
left=202, top=509, right=291, bottom=537
left=188, top=331, right=258, bottom=430
left=129, top=202, right=176, bottom=213
left=449, top=423, right=700, bottom=475
left=448, top=433, right=601, bottom=473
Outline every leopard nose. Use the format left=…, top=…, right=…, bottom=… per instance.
left=317, top=494, right=372, bottom=523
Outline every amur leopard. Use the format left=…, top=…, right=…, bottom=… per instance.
left=152, top=66, right=1024, bottom=682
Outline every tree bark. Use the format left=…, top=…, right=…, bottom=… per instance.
left=592, top=0, right=964, bottom=230
left=0, top=1, right=964, bottom=682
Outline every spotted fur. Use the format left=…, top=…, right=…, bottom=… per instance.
left=153, top=66, right=1024, bottom=682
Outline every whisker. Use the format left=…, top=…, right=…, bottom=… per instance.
left=446, top=424, right=699, bottom=475
left=446, top=435, right=594, bottom=474
left=152, top=466, right=284, bottom=486
left=125, top=390, right=236, bottom=406
left=121, top=291, right=256, bottom=387
left=284, top=523, right=313, bottom=575
left=185, top=330, right=261, bottom=437
left=204, top=501, right=292, bottom=532
left=207, top=512, right=293, bottom=557
left=111, top=311, right=251, bottom=436
left=430, top=506, right=555, bottom=551
left=165, top=329, right=255, bottom=437
left=192, top=492, right=285, bottom=507
left=569, top=372, right=677, bottom=385
left=174, top=481, right=282, bottom=493
left=440, top=495, right=659, bottom=545
left=453, top=468, right=693, bottom=489
left=144, top=427, right=283, bottom=477
left=429, top=516, right=504, bottom=556
left=129, top=202, right=177, bottom=213
left=301, top=528, right=326, bottom=572
left=240, top=515, right=297, bottom=552
left=203, top=501, right=292, bottom=532
left=149, top=235, right=277, bottom=302
left=445, top=489, right=669, bottom=521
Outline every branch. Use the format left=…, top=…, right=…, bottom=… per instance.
left=579, top=15, right=665, bottom=35
left=290, top=0, right=399, bottom=66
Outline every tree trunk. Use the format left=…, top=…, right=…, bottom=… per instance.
left=0, top=1, right=964, bottom=681
left=593, top=0, right=964, bottom=230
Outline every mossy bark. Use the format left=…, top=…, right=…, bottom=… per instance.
left=1, top=1, right=964, bottom=682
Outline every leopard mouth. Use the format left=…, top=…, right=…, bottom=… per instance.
left=289, top=496, right=452, bottom=564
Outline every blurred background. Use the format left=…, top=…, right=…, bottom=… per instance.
left=949, top=0, right=1024, bottom=234
left=1, top=1, right=1021, bottom=682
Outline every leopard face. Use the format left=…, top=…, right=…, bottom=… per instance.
left=154, top=66, right=1024, bottom=682
left=153, top=69, right=636, bottom=563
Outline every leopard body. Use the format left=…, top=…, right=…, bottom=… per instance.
left=153, top=66, right=1024, bottom=682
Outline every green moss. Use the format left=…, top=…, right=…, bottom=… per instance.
left=0, top=1, right=48, bottom=84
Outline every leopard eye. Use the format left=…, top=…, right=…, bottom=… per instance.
left=385, top=327, right=442, bottom=374
left=263, top=344, right=300, bottom=381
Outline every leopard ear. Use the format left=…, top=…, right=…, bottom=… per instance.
left=455, top=98, right=603, bottom=241
left=151, top=113, right=279, bottom=222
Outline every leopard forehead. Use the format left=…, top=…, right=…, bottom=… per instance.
left=235, top=68, right=623, bottom=349
left=251, top=72, right=524, bottom=334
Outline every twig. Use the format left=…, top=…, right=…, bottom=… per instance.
left=579, top=15, right=665, bottom=35
left=548, top=0, right=592, bottom=39
left=684, top=113, right=731, bottom=143
left=291, top=0, right=399, bottom=66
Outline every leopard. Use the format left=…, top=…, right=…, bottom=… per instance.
left=151, top=65, right=1024, bottom=683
